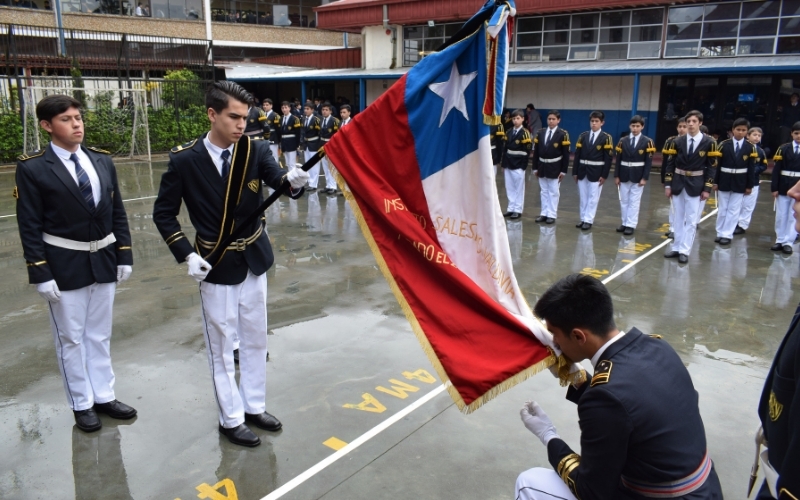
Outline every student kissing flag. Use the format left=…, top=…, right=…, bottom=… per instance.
left=323, top=0, right=584, bottom=413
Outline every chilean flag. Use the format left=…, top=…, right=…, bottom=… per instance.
left=324, top=0, right=583, bottom=412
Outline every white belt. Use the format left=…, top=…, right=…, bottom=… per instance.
left=244, top=130, right=263, bottom=136
left=721, top=167, right=748, bottom=174
left=579, top=159, right=605, bottom=166
left=506, top=150, right=528, bottom=156
left=491, top=145, right=496, bottom=150
left=540, top=156, right=562, bottom=163
left=304, top=136, right=319, bottom=142
left=781, top=170, right=800, bottom=177
left=43, top=232, right=116, bottom=252
left=321, top=137, right=331, bottom=142
left=621, top=161, right=645, bottom=167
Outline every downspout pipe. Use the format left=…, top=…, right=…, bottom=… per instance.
left=383, top=5, right=397, bottom=69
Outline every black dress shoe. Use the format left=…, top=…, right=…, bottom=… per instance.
left=219, top=423, right=261, bottom=447
left=306, top=187, right=317, bottom=193
left=733, top=226, right=745, bottom=235
left=623, top=227, right=634, bottom=236
left=503, top=212, right=513, bottom=218
left=666, top=232, right=674, bottom=239
left=664, top=251, right=679, bottom=259
left=783, top=245, right=794, bottom=255
left=94, top=400, right=137, bottom=419
left=576, top=222, right=584, bottom=228
left=771, top=243, right=784, bottom=251
left=616, top=225, right=626, bottom=232
left=581, top=223, right=592, bottom=230
left=233, top=348, right=239, bottom=364
left=719, top=238, right=732, bottom=245
left=714, top=237, right=722, bottom=243
left=509, top=213, right=521, bottom=220
left=678, top=254, right=689, bottom=264
left=535, top=216, right=547, bottom=223
left=245, top=411, right=283, bottom=431
left=74, top=409, right=102, bottom=432
left=545, top=218, right=556, bottom=224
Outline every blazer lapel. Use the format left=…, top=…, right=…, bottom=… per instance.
left=45, top=144, right=93, bottom=213
left=82, top=146, right=112, bottom=210
left=193, top=135, right=226, bottom=200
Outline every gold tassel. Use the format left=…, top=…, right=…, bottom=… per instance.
left=484, top=114, right=501, bottom=126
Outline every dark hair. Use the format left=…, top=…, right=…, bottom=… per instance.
left=534, top=274, right=616, bottom=338
left=700, top=125, right=709, bottom=134
left=677, top=116, right=687, bottom=124
left=792, top=121, right=800, bottom=132
left=589, top=110, right=605, bottom=121
left=748, top=127, right=763, bottom=136
left=526, top=103, right=534, bottom=109
left=685, top=110, right=703, bottom=122
left=304, top=103, right=314, bottom=109
left=792, top=93, right=800, bottom=99
left=340, top=104, right=351, bottom=112
left=732, top=118, right=750, bottom=130
left=547, top=110, right=561, bottom=119
left=281, top=101, right=291, bottom=107
left=205, top=81, right=253, bottom=113
left=321, top=102, right=332, bottom=110
left=36, top=94, right=82, bottom=122
left=263, top=98, right=273, bottom=105
left=313, top=96, right=321, bottom=102
left=511, top=109, right=525, bottom=118
left=630, top=115, right=645, bottom=126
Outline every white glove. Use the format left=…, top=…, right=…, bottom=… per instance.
left=36, top=280, right=61, bottom=303
left=286, top=168, right=310, bottom=189
left=116, top=265, right=132, bottom=284
left=520, top=401, right=560, bottom=446
left=186, top=252, right=212, bottom=282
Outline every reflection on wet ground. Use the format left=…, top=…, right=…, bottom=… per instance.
left=0, top=163, right=791, bottom=499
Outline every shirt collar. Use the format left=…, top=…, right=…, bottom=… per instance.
left=688, top=131, right=703, bottom=142
left=50, top=142, right=81, bottom=161
left=590, top=330, right=626, bottom=369
left=547, top=126, right=557, bottom=132
left=513, top=125, right=523, bottom=132
left=203, top=135, right=233, bottom=158
left=590, top=129, right=602, bottom=136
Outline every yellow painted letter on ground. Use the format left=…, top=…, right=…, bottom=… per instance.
left=402, top=369, right=436, bottom=384
left=196, top=478, right=237, bottom=500
left=343, top=393, right=387, bottom=413
left=376, top=379, right=420, bottom=399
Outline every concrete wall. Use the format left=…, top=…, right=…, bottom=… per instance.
left=505, top=75, right=662, bottom=140
left=366, top=78, right=398, bottom=105
left=362, top=25, right=400, bottom=70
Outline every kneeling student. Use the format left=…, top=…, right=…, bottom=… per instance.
left=572, top=111, right=613, bottom=230
left=614, top=115, right=655, bottom=236
left=502, top=109, right=532, bottom=220
left=713, top=118, right=756, bottom=245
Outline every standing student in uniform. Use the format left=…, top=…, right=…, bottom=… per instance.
left=532, top=110, right=571, bottom=224
left=712, top=118, right=756, bottom=246
left=15, top=95, right=136, bottom=433
left=664, top=110, right=718, bottom=264
left=614, top=115, right=655, bottom=236
left=261, top=98, right=281, bottom=163
left=318, top=102, right=341, bottom=195
left=153, top=82, right=309, bottom=447
left=490, top=122, right=506, bottom=176
left=339, top=104, right=352, bottom=127
left=502, top=110, right=532, bottom=220
left=572, top=111, right=613, bottom=230
left=770, top=122, right=800, bottom=255
left=300, top=103, right=322, bottom=192
left=662, top=117, right=688, bottom=238
left=737, top=127, right=769, bottom=234
left=279, top=101, right=301, bottom=171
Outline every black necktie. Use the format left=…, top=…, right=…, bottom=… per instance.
left=70, top=153, right=95, bottom=209
left=590, top=132, right=595, bottom=145
left=735, top=141, right=740, bottom=154
left=220, top=149, right=231, bottom=179
left=546, top=129, right=552, bottom=145
left=631, top=136, right=635, bottom=147
left=689, top=138, right=694, bottom=155
left=323, top=118, right=328, bottom=129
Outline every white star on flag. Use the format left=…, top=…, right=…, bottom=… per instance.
left=428, top=62, right=478, bottom=127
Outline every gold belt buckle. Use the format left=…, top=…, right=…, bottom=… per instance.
left=234, top=238, right=247, bottom=251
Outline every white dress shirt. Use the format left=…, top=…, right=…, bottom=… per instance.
left=589, top=128, right=602, bottom=144
left=341, top=118, right=351, bottom=127
left=629, top=133, right=640, bottom=148
left=590, top=330, right=626, bottom=369
left=51, top=143, right=101, bottom=204
left=687, top=131, right=703, bottom=152
left=733, top=138, right=744, bottom=152
left=203, top=135, right=234, bottom=177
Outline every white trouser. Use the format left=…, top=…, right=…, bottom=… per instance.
left=516, top=468, right=576, bottom=500
left=738, top=185, right=759, bottom=230
left=577, top=178, right=602, bottom=224
left=323, top=195, right=339, bottom=234
left=572, top=232, right=595, bottom=274
left=283, top=151, right=297, bottom=171
left=505, top=168, right=526, bottom=213
left=669, top=195, right=674, bottom=232
left=321, top=156, right=337, bottom=190
left=775, top=195, right=798, bottom=245
left=507, top=220, right=523, bottom=262
left=304, top=150, right=320, bottom=188
left=269, top=144, right=280, bottom=165
left=538, top=177, right=560, bottom=218
left=715, top=191, right=744, bottom=239
left=307, top=192, right=321, bottom=232
left=619, top=182, right=644, bottom=228
left=47, top=282, right=117, bottom=411
left=696, top=196, right=708, bottom=224
left=199, top=271, right=268, bottom=428
left=671, top=190, right=703, bottom=256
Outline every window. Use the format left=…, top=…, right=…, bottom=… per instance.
left=515, top=7, right=663, bottom=62
left=402, top=23, right=460, bottom=66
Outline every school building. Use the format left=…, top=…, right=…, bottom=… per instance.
left=226, top=0, right=800, bottom=152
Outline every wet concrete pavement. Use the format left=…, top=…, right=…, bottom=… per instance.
left=0, top=162, right=792, bottom=499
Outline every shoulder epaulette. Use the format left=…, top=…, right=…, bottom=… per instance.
left=646, top=140, right=656, bottom=153
left=87, top=146, right=111, bottom=155
left=590, top=360, right=612, bottom=387
left=17, top=150, right=45, bottom=162
left=649, top=334, right=663, bottom=339
left=171, top=138, right=198, bottom=154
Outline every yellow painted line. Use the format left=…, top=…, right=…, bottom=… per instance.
left=323, top=437, right=348, bottom=451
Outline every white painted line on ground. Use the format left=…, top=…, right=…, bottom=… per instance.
left=258, top=205, right=721, bottom=500
left=602, top=208, right=719, bottom=285
left=259, top=384, right=448, bottom=500
left=0, top=195, right=157, bottom=219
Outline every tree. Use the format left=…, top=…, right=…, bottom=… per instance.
left=162, top=68, right=204, bottom=109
